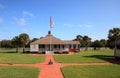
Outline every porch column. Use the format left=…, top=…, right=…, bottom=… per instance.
left=52, top=44, right=54, bottom=51
left=71, top=44, right=73, bottom=49
left=78, top=44, right=80, bottom=48
left=60, top=44, right=61, bottom=52
left=51, top=45, right=53, bottom=51
left=76, top=44, right=78, bottom=49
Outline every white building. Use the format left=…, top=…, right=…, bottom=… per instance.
left=30, top=31, right=80, bottom=54
left=114, top=39, right=120, bottom=59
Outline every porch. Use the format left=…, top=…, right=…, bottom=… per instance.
left=30, top=31, right=80, bottom=54
left=30, top=44, right=80, bottom=54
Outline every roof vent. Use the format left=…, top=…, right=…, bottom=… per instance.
left=48, top=31, right=51, bottom=35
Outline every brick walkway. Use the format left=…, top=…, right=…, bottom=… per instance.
left=0, top=54, right=116, bottom=78
left=0, top=54, right=64, bottom=78
left=37, top=54, right=64, bottom=78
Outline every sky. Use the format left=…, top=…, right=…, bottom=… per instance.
left=0, top=0, right=120, bottom=41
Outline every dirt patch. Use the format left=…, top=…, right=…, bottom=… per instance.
left=0, top=58, right=3, bottom=61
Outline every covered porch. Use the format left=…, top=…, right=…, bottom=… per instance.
left=30, top=31, right=80, bottom=54
left=30, top=44, right=80, bottom=54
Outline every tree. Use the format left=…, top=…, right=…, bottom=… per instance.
left=73, top=35, right=86, bottom=47
left=74, top=35, right=82, bottom=41
left=92, top=40, right=102, bottom=50
left=12, top=36, right=21, bottom=52
left=40, top=36, right=43, bottom=39
left=31, top=38, right=38, bottom=42
left=100, top=39, right=107, bottom=47
left=91, top=39, right=107, bottom=50
left=0, top=40, right=13, bottom=48
left=19, top=33, right=30, bottom=53
left=82, top=36, right=91, bottom=51
left=0, top=41, right=1, bottom=47
left=108, top=28, right=120, bottom=48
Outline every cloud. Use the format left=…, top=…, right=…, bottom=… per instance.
left=18, top=18, right=26, bottom=26
left=14, top=17, right=26, bottom=26
left=23, top=11, right=35, bottom=18
left=64, top=23, right=93, bottom=28
left=64, top=24, right=74, bottom=27
left=84, top=24, right=93, bottom=28
left=0, top=4, right=4, bottom=9
left=114, top=24, right=120, bottom=27
left=13, top=11, right=35, bottom=26
left=64, top=24, right=83, bottom=27
left=0, top=18, right=3, bottom=23
left=22, top=29, right=28, bottom=33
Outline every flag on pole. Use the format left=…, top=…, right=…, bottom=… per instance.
left=50, top=16, right=53, bottom=28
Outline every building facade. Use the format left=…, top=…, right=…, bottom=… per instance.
left=30, top=31, right=80, bottom=54
left=114, top=39, right=120, bottom=58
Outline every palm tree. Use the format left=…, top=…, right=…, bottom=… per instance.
left=108, top=28, right=120, bottom=41
left=108, top=28, right=120, bottom=47
left=12, top=36, right=20, bottom=52
left=19, top=33, right=30, bottom=53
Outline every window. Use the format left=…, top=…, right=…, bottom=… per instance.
left=69, top=45, right=71, bottom=49
left=54, top=45, right=57, bottom=48
left=73, top=45, right=76, bottom=49
left=62, top=45, right=64, bottom=49
left=39, top=45, right=45, bottom=48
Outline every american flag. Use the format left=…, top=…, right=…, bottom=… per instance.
left=50, top=16, right=53, bottom=28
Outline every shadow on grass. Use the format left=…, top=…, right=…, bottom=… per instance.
left=0, top=51, right=18, bottom=53
left=84, top=55, right=120, bottom=64
left=0, top=51, right=30, bottom=54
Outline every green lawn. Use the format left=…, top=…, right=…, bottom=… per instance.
left=54, top=49, right=114, bottom=63
left=62, top=64, right=120, bottom=78
left=0, top=49, right=45, bottom=64
left=0, top=66, right=39, bottom=78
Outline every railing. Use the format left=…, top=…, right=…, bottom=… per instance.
left=39, top=48, right=68, bottom=52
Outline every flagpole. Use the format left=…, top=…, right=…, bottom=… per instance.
left=48, top=16, right=53, bottom=65
left=50, top=28, right=52, bottom=52
left=49, top=16, right=53, bottom=53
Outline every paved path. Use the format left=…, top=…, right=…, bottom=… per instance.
left=0, top=54, right=117, bottom=78
left=0, top=54, right=64, bottom=78
left=37, top=54, right=64, bottom=78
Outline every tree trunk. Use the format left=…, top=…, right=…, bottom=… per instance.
left=94, top=47, right=96, bottom=50
left=16, top=47, right=18, bottom=52
left=85, top=46, right=88, bottom=51
left=23, top=45, right=25, bottom=53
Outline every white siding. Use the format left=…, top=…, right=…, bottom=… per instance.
left=30, top=44, right=39, bottom=52
left=115, top=49, right=120, bottom=57
left=115, top=54, right=120, bottom=57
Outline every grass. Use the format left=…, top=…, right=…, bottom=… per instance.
left=54, top=49, right=114, bottom=63
left=0, top=66, right=39, bottom=78
left=0, top=49, right=45, bottom=64
left=62, top=64, right=120, bottom=78
left=0, top=48, right=29, bottom=53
